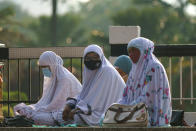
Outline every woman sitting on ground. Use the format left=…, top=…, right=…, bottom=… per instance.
left=14, top=51, right=82, bottom=126
left=119, top=37, right=172, bottom=127
left=60, top=44, right=125, bottom=126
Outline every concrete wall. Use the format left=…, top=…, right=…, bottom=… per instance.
left=109, top=26, right=140, bottom=64
left=185, top=112, right=196, bottom=126
left=109, top=26, right=140, bottom=44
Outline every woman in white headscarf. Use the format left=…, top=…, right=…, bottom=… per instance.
left=14, top=51, right=82, bottom=126
left=60, top=44, right=125, bottom=126
left=120, top=37, right=172, bottom=126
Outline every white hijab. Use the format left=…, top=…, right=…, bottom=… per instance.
left=14, top=51, right=82, bottom=117
left=120, top=37, right=172, bottom=126
left=75, top=45, right=125, bottom=126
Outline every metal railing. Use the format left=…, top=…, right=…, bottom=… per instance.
left=0, top=46, right=86, bottom=116
left=1, top=44, right=196, bottom=116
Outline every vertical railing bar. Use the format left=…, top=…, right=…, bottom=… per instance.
left=2, top=62, right=4, bottom=93
left=2, top=61, right=4, bottom=89
left=169, top=57, right=172, bottom=95
left=7, top=60, right=10, bottom=116
left=18, top=60, right=20, bottom=101
left=180, top=57, right=183, bottom=105
left=81, top=58, right=83, bottom=84
left=1, top=62, right=4, bottom=115
left=29, top=59, right=31, bottom=103
left=190, top=57, right=193, bottom=104
left=39, top=66, right=41, bottom=100
left=70, top=58, right=72, bottom=73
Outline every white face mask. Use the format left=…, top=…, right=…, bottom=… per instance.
left=42, top=67, right=52, bottom=77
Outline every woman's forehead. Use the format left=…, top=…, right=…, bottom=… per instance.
left=85, top=52, right=99, bottom=57
left=128, top=47, right=140, bottom=51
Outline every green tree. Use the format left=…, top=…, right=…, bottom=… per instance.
left=28, top=12, right=81, bottom=46
left=68, top=0, right=133, bottom=56
left=42, top=0, right=66, bottom=45
left=112, top=0, right=196, bottom=44
left=51, top=0, right=57, bottom=45
left=0, top=1, right=37, bottom=47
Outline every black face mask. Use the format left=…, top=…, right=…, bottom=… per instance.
left=84, top=60, right=102, bottom=70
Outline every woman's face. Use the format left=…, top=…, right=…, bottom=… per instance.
left=84, top=52, right=100, bottom=61
left=39, top=65, right=51, bottom=71
left=84, top=52, right=102, bottom=70
left=37, top=60, right=51, bottom=71
left=39, top=65, right=52, bottom=77
left=128, top=47, right=140, bottom=63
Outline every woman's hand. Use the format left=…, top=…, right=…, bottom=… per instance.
left=62, top=105, right=72, bottom=121
left=68, top=108, right=79, bottom=120
left=0, top=74, right=3, bottom=87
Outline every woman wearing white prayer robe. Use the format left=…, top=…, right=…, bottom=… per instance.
left=14, top=51, right=82, bottom=126
left=119, top=37, right=172, bottom=126
left=60, top=44, right=125, bottom=126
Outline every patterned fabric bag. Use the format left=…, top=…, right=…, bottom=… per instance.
left=103, top=103, right=148, bottom=127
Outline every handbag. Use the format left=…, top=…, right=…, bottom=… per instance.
left=170, top=110, right=189, bottom=126
left=0, top=115, right=34, bottom=127
left=102, top=103, right=148, bottom=127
